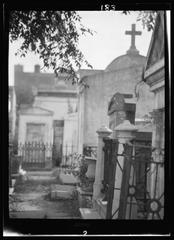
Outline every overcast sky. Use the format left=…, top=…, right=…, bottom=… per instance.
left=9, top=11, right=154, bottom=86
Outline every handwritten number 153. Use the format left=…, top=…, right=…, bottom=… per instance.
left=101, top=4, right=116, bottom=11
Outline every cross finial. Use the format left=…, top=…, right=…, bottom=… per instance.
left=125, top=24, right=142, bottom=54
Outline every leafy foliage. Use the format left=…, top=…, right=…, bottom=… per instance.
left=78, top=156, right=88, bottom=179
left=9, top=11, right=94, bottom=84
left=9, top=11, right=157, bottom=85
left=122, top=11, right=157, bottom=31
left=136, top=11, right=157, bottom=31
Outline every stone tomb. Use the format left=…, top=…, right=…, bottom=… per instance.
left=50, top=184, right=76, bottom=200
left=108, top=92, right=136, bottom=136
left=59, top=171, right=80, bottom=186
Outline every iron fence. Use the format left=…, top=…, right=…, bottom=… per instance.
left=9, top=142, right=80, bottom=170
left=103, top=138, right=164, bottom=220
left=9, top=141, right=20, bottom=187
left=17, top=142, right=53, bottom=169
left=61, top=144, right=97, bottom=168
left=9, top=142, right=98, bottom=173
left=61, top=144, right=78, bottom=167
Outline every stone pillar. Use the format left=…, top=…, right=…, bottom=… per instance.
left=114, top=120, right=138, bottom=141
left=93, top=126, right=112, bottom=200
left=112, top=120, right=138, bottom=219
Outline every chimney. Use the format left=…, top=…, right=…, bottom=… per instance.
left=34, top=64, right=40, bottom=73
left=15, top=64, right=23, bottom=72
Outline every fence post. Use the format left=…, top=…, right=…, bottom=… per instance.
left=93, top=126, right=112, bottom=200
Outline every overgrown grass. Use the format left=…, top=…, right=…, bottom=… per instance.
left=9, top=195, right=22, bottom=212
left=10, top=170, right=81, bottom=218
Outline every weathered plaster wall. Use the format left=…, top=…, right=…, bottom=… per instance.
left=63, top=113, right=78, bottom=155
left=34, top=96, right=78, bottom=120
left=18, top=114, right=53, bottom=145
left=82, top=66, right=154, bottom=146
left=135, top=83, right=154, bottom=118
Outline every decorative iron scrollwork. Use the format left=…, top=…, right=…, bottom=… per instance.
left=128, top=185, right=136, bottom=197
left=146, top=198, right=162, bottom=214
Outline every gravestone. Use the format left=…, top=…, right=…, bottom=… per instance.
left=108, top=92, right=136, bottom=134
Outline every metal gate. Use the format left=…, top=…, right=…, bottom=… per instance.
left=18, top=142, right=54, bottom=169
left=103, top=135, right=164, bottom=219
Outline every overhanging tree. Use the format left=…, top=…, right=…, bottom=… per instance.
left=9, top=11, right=94, bottom=84
left=9, top=11, right=157, bottom=84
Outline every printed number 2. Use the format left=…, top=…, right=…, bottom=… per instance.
left=83, top=230, right=87, bottom=235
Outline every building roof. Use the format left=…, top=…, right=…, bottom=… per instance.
left=19, top=106, right=54, bottom=116
left=143, top=11, right=165, bottom=85
left=105, top=53, right=146, bottom=72
left=144, top=11, right=164, bottom=72
left=37, top=89, right=77, bottom=98
left=77, top=69, right=104, bottom=79
left=14, top=65, right=77, bottom=93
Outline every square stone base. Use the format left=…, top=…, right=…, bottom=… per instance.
left=50, top=184, right=75, bottom=200
left=79, top=208, right=101, bottom=219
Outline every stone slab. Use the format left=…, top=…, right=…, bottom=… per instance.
left=76, top=187, right=93, bottom=197
left=13, top=193, right=46, bottom=201
left=27, top=175, right=56, bottom=181
left=59, top=172, right=79, bottom=185
left=13, top=203, right=42, bottom=211
left=79, top=208, right=101, bottom=219
left=50, top=184, right=75, bottom=200
left=27, top=171, right=53, bottom=176
left=9, top=211, right=72, bottom=219
left=24, top=170, right=57, bottom=181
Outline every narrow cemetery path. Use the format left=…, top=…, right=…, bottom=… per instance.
left=9, top=169, right=81, bottom=219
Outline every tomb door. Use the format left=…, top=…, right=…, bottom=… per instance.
left=53, top=120, right=64, bottom=166
left=23, top=123, right=46, bottom=168
left=26, top=123, right=45, bottom=143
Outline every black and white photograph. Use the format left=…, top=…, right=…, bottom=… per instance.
left=4, top=2, right=172, bottom=237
